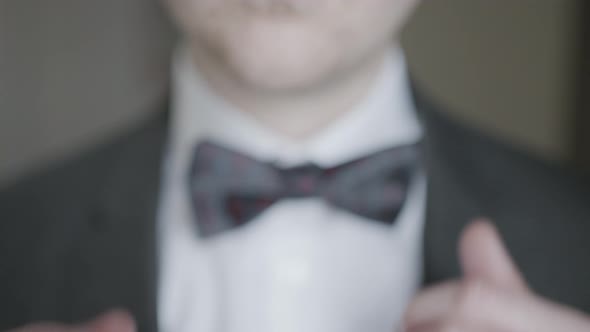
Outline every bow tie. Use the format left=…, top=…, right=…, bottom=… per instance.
left=189, top=141, right=420, bottom=238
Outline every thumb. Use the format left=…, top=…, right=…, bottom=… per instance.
left=459, top=219, right=528, bottom=292
left=80, top=310, right=136, bottom=332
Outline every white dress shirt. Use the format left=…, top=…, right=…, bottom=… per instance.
left=157, top=44, right=426, bottom=332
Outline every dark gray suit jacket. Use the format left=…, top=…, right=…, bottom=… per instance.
left=1, top=92, right=589, bottom=331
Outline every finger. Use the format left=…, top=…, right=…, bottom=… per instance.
left=441, top=282, right=590, bottom=332
left=459, top=219, right=528, bottom=292
left=406, top=322, right=465, bottom=332
left=80, top=310, right=136, bottom=332
left=404, top=280, right=501, bottom=331
left=403, top=281, right=460, bottom=330
left=407, top=322, right=498, bottom=332
left=7, top=310, right=135, bottom=332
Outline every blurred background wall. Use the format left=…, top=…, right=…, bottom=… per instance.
left=0, top=0, right=586, bottom=187
left=404, top=0, right=579, bottom=162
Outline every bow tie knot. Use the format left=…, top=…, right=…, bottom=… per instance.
left=279, top=164, right=324, bottom=198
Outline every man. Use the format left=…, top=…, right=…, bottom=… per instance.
left=1, top=0, right=589, bottom=331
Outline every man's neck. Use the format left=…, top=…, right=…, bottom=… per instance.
left=189, top=44, right=392, bottom=139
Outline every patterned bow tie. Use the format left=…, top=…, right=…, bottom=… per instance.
left=189, top=141, right=420, bottom=238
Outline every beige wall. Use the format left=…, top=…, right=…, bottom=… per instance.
left=0, top=0, right=176, bottom=186
left=0, top=0, right=579, bottom=186
left=404, top=0, right=579, bottom=162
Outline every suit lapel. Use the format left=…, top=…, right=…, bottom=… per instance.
left=63, top=111, right=168, bottom=332
left=415, top=87, right=485, bottom=285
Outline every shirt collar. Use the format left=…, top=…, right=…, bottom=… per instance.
left=169, top=43, right=422, bottom=169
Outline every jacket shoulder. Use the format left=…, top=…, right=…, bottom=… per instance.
left=0, top=111, right=168, bottom=209
left=426, top=105, right=590, bottom=310
left=439, top=110, right=590, bottom=215
left=0, top=111, right=167, bottom=328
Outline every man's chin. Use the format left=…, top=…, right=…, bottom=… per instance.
left=229, top=60, right=335, bottom=96
left=225, top=49, right=337, bottom=95
left=234, top=72, right=325, bottom=97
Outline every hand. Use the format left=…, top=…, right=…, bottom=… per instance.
left=6, top=310, right=135, bottom=332
left=404, top=220, right=590, bottom=332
